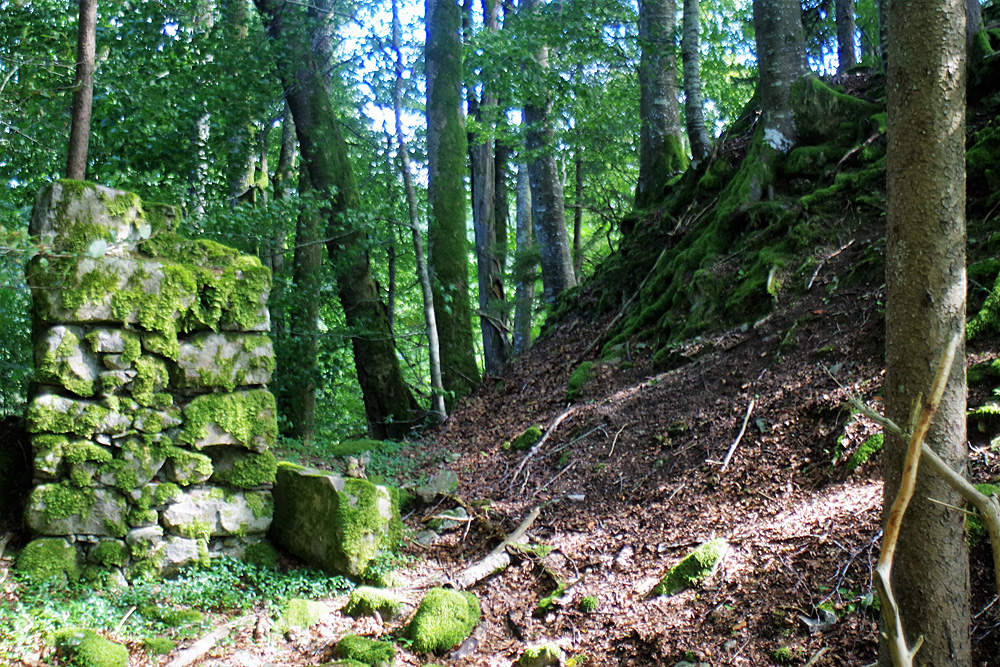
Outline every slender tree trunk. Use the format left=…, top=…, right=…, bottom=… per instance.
left=392, top=0, right=446, bottom=422
left=255, top=0, right=417, bottom=439
left=494, top=135, right=510, bottom=271
left=427, top=0, right=481, bottom=404
left=268, top=104, right=294, bottom=435
left=66, top=0, right=97, bottom=180
left=513, top=163, right=535, bottom=354
left=187, top=0, right=214, bottom=217
left=880, top=0, right=969, bottom=661
left=635, top=0, right=687, bottom=208
left=681, top=0, right=711, bottom=162
left=572, top=150, right=583, bottom=281
left=835, top=0, right=857, bottom=73
left=222, top=0, right=257, bottom=208
left=754, top=0, right=807, bottom=151
left=967, top=0, right=982, bottom=55
left=521, top=0, right=575, bottom=305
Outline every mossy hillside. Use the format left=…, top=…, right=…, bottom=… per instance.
left=334, top=635, right=396, bottom=667
left=51, top=628, right=128, bottom=667
left=653, top=538, right=728, bottom=596
left=406, top=588, right=481, bottom=654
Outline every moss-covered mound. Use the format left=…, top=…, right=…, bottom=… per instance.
left=342, top=586, right=403, bottom=619
left=653, top=538, right=729, bottom=596
left=277, top=598, right=329, bottom=632
left=333, top=635, right=396, bottom=667
left=51, top=628, right=128, bottom=667
left=407, top=588, right=481, bottom=654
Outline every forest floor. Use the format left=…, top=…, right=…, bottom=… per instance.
left=107, top=217, right=997, bottom=667
left=4, top=216, right=1000, bottom=667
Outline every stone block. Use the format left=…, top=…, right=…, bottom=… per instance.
left=25, top=392, right=131, bottom=438
left=178, top=390, right=276, bottom=452
left=161, top=488, right=272, bottom=537
left=270, top=464, right=401, bottom=578
left=26, top=484, right=128, bottom=537
left=34, top=326, right=100, bottom=397
left=173, top=333, right=274, bottom=392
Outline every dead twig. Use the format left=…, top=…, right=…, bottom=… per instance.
left=875, top=333, right=958, bottom=667
left=607, top=422, right=630, bottom=458
left=530, top=460, right=578, bottom=499
left=804, top=646, right=831, bottom=667
left=165, top=613, right=255, bottom=667
left=807, top=239, right=856, bottom=290
left=709, top=396, right=755, bottom=473
left=508, top=407, right=576, bottom=495
left=448, top=504, right=545, bottom=590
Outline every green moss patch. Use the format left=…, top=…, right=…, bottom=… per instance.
left=846, top=433, right=884, bottom=471
left=144, top=637, right=175, bottom=655
left=507, top=425, right=542, bottom=452
left=179, top=390, right=277, bottom=450
left=342, top=586, right=403, bottom=619
left=16, top=538, right=81, bottom=582
left=51, top=628, right=128, bottom=667
left=407, top=588, right=481, bottom=654
left=516, top=643, right=565, bottom=667
left=277, top=598, right=329, bottom=632
left=334, top=635, right=396, bottom=667
left=653, top=538, right=728, bottom=596
left=209, top=450, right=278, bottom=489
left=566, top=362, right=595, bottom=402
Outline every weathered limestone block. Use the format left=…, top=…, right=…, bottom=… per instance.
left=206, top=447, right=278, bottom=489
left=270, top=463, right=402, bottom=578
left=162, top=447, right=213, bottom=486
left=126, top=525, right=165, bottom=560
left=26, top=392, right=131, bottom=438
left=173, top=333, right=275, bottom=392
left=29, top=180, right=158, bottom=257
left=34, top=325, right=101, bottom=397
left=178, top=390, right=276, bottom=452
left=161, top=488, right=273, bottom=537
left=161, top=536, right=205, bottom=573
left=26, top=484, right=128, bottom=537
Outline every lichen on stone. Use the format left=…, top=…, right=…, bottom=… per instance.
left=406, top=588, right=481, bottom=654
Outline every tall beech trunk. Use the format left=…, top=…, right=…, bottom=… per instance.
left=427, top=0, right=481, bottom=404
left=66, top=0, right=97, bottom=180
left=754, top=0, right=806, bottom=151
left=521, top=0, right=575, bottom=305
left=391, top=0, right=446, bottom=422
left=572, top=150, right=583, bottom=280
left=681, top=0, right=711, bottom=162
left=835, top=0, right=857, bottom=73
left=880, top=0, right=969, bottom=661
left=468, top=0, right=510, bottom=375
left=512, top=163, right=535, bottom=354
left=635, top=0, right=687, bottom=208
left=255, top=0, right=417, bottom=440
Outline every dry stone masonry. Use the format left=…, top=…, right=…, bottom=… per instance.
left=20, top=180, right=277, bottom=582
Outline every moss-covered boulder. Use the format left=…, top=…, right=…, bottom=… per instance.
left=653, top=538, right=728, bottom=596
left=26, top=484, right=128, bottom=537
left=271, top=463, right=402, bottom=578
left=277, top=598, right=330, bottom=632
left=16, top=537, right=81, bottom=582
left=51, top=628, right=128, bottom=667
left=161, top=488, right=273, bottom=537
left=178, top=390, right=277, bottom=452
left=506, top=425, right=543, bottom=452
left=334, top=635, right=396, bottom=667
left=515, top=643, right=565, bottom=667
left=173, top=333, right=274, bottom=393
left=406, top=588, right=481, bottom=654
left=343, top=587, right=404, bottom=619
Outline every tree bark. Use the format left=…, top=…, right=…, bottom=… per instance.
left=427, top=0, right=481, bottom=404
left=512, top=162, right=535, bottom=354
left=635, top=0, right=687, bottom=208
left=66, top=0, right=97, bottom=181
left=835, top=0, right=857, bottom=73
left=391, top=0, right=447, bottom=422
left=521, top=0, right=575, bottom=305
left=572, top=150, right=583, bottom=281
left=255, top=0, right=417, bottom=439
left=880, top=0, right=969, bottom=659
left=754, top=0, right=806, bottom=152
left=681, top=0, right=711, bottom=162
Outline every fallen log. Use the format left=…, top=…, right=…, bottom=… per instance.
left=449, top=504, right=543, bottom=590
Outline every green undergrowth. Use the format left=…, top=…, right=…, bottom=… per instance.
left=0, top=555, right=353, bottom=663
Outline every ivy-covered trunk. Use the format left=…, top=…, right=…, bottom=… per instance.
left=881, top=0, right=969, bottom=660
left=426, top=0, right=481, bottom=403
left=635, top=0, right=687, bottom=209
left=254, top=0, right=417, bottom=439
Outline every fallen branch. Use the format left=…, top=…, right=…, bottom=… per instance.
left=875, top=333, right=958, bottom=667
left=508, top=407, right=575, bottom=494
left=837, top=131, right=884, bottom=168
left=165, top=613, right=255, bottom=667
left=706, top=397, right=755, bottom=473
left=449, top=504, right=544, bottom=590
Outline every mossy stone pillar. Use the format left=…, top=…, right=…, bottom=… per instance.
left=20, top=180, right=278, bottom=582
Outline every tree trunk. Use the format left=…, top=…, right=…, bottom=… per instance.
left=835, top=0, right=857, bottom=73
left=66, top=0, right=97, bottom=181
left=572, top=150, right=583, bottom=281
left=255, top=0, right=417, bottom=440
left=512, top=162, right=535, bottom=354
left=681, top=0, right=711, bottom=162
left=222, top=0, right=256, bottom=208
left=494, top=136, right=510, bottom=271
left=967, top=0, right=982, bottom=56
left=880, top=0, right=969, bottom=660
left=754, top=0, right=806, bottom=152
left=426, top=0, right=481, bottom=404
left=392, top=0, right=447, bottom=422
left=635, top=0, right=687, bottom=209
left=521, top=0, right=575, bottom=305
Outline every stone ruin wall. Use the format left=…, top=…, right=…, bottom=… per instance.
left=20, top=180, right=278, bottom=582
